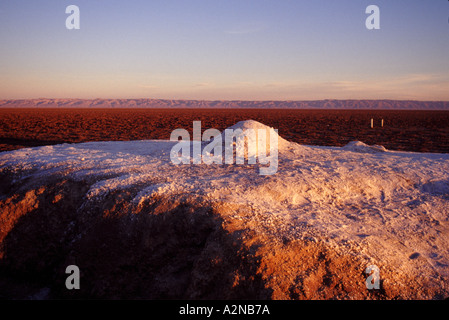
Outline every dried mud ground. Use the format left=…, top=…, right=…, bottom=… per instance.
left=1, top=108, right=449, bottom=300
left=1, top=108, right=449, bottom=153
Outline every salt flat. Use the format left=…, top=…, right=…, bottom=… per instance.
left=1, top=120, right=448, bottom=299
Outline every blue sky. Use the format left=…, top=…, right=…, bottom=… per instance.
left=1, top=0, right=448, bottom=100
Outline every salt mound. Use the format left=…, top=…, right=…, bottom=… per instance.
left=226, top=119, right=277, bottom=131
left=221, top=119, right=290, bottom=152
left=342, top=141, right=387, bottom=153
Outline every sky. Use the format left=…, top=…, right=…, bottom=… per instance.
left=0, top=0, right=449, bottom=101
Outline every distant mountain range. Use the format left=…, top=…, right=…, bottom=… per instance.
left=1, top=99, right=449, bottom=109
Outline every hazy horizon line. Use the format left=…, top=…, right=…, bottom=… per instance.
left=2, top=98, right=449, bottom=103
left=1, top=98, right=449, bottom=111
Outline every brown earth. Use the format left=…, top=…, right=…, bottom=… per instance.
left=1, top=108, right=449, bottom=154
left=0, top=173, right=446, bottom=300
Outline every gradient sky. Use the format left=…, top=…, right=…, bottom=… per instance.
left=1, top=0, right=449, bottom=100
